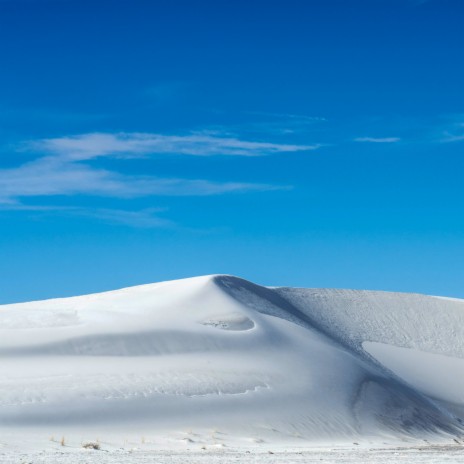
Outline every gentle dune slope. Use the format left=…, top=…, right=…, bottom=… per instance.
left=1, top=275, right=463, bottom=445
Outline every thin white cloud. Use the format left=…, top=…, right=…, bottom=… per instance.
left=69, top=207, right=175, bottom=228
left=354, top=137, right=401, bottom=143
left=246, top=111, right=326, bottom=123
left=443, top=135, right=464, bottom=142
left=0, top=202, right=174, bottom=229
left=0, top=156, right=282, bottom=204
left=210, top=112, right=327, bottom=137
left=441, top=124, right=464, bottom=142
left=0, top=130, right=301, bottom=225
left=0, top=157, right=120, bottom=199
left=26, top=132, right=315, bottom=161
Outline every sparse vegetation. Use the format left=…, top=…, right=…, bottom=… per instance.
left=82, top=441, right=101, bottom=450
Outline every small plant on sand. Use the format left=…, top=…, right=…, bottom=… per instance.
left=82, top=441, right=101, bottom=450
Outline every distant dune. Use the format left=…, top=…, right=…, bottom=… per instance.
left=1, top=275, right=464, bottom=448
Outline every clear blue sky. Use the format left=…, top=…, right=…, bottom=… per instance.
left=1, top=0, right=463, bottom=303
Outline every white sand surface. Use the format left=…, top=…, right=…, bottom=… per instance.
left=1, top=275, right=464, bottom=459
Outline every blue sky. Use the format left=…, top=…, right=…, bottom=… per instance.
left=1, top=0, right=463, bottom=303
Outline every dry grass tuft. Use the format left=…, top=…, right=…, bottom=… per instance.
left=82, top=441, right=101, bottom=450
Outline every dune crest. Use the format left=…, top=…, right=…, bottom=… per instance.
left=1, top=275, right=463, bottom=444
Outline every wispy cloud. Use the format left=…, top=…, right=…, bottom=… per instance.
left=0, top=202, right=174, bottom=228
left=0, top=156, right=282, bottom=204
left=26, top=131, right=315, bottom=161
left=247, top=111, right=326, bottom=123
left=441, top=123, right=464, bottom=142
left=67, top=207, right=175, bottom=228
left=354, top=137, right=401, bottom=143
left=207, top=112, right=326, bottom=137
left=443, top=134, right=464, bottom=142
left=0, top=130, right=300, bottom=224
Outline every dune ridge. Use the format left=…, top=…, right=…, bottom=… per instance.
left=1, top=274, right=463, bottom=445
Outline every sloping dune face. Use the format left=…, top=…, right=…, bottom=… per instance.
left=0, top=275, right=463, bottom=444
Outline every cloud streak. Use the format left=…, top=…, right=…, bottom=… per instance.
left=26, top=131, right=315, bottom=161
left=0, top=156, right=283, bottom=204
left=66, top=207, right=175, bottom=229
left=206, top=113, right=326, bottom=137
left=443, top=135, right=464, bottom=142
left=0, top=202, right=175, bottom=229
left=441, top=124, right=464, bottom=142
left=0, top=130, right=301, bottom=225
left=354, top=137, right=401, bottom=143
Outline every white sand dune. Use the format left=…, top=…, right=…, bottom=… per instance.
left=1, top=275, right=464, bottom=448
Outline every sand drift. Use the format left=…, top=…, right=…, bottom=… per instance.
left=1, top=275, right=464, bottom=444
